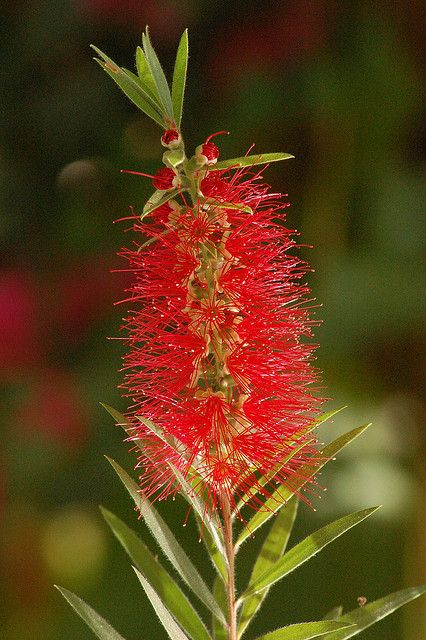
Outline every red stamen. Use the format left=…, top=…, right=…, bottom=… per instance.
left=121, top=169, right=155, bottom=179
left=205, top=130, right=230, bottom=143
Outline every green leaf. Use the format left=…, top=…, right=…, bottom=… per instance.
left=135, top=415, right=226, bottom=563
left=236, top=423, right=371, bottom=548
left=102, top=406, right=227, bottom=583
left=211, top=153, right=294, bottom=171
left=136, top=46, right=163, bottom=107
left=321, top=585, right=426, bottom=639
left=172, top=29, right=189, bottom=128
left=142, top=27, right=174, bottom=120
left=205, top=200, right=253, bottom=214
left=252, top=621, right=354, bottom=640
left=101, top=508, right=211, bottom=640
left=106, top=457, right=226, bottom=625
left=212, top=576, right=227, bottom=640
left=55, top=586, right=126, bottom=640
left=323, top=606, right=343, bottom=621
left=241, top=506, right=380, bottom=600
left=236, top=408, right=345, bottom=513
left=91, top=46, right=165, bottom=128
left=170, top=464, right=225, bottom=558
left=235, top=441, right=312, bottom=513
left=143, top=189, right=180, bottom=218
left=238, top=498, right=299, bottom=637
left=133, top=568, right=191, bottom=640
left=100, top=403, right=141, bottom=442
left=195, top=514, right=228, bottom=583
left=135, top=413, right=172, bottom=445
left=100, top=402, right=128, bottom=425
left=308, top=406, right=347, bottom=431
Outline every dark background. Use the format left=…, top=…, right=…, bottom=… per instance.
left=1, top=1, right=425, bottom=639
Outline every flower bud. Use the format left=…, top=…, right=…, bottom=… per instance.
left=163, top=147, right=185, bottom=169
left=161, top=129, right=181, bottom=148
left=195, top=141, right=219, bottom=165
left=152, top=167, right=178, bottom=190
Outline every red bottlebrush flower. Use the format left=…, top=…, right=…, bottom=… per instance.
left=152, top=167, right=177, bottom=190
left=119, top=146, right=322, bottom=513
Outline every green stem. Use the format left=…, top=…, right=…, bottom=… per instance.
left=222, top=495, right=237, bottom=640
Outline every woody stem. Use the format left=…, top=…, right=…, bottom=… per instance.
left=222, top=495, right=237, bottom=640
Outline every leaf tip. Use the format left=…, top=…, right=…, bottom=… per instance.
left=99, top=505, right=114, bottom=522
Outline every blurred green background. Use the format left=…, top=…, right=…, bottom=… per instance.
left=1, top=1, right=425, bottom=638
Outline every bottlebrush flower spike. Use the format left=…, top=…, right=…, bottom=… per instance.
left=59, top=29, right=426, bottom=640
left=119, top=153, right=322, bottom=514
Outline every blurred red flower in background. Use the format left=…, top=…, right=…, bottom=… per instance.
left=75, top=0, right=191, bottom=39
left=14, top=369, right=89, bottom=450
left=0, top=271, right=41, bottom=378
left=54, top=256, right=127, bottom=344
left=208, top=0, right=327, bottom=84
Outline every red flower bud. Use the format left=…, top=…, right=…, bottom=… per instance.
left=201, top=141, right=219, bottom=163
left=152, top=167, right=176, bottom=190
left=161, top=129, right=181, bottom=147
left=195, top=132, right=228, bottom=165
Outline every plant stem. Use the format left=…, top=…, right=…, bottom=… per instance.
left=222, top=495, right=237, bottom=640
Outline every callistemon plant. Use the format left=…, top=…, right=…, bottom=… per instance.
left=57, top=28, right=425, bottom=640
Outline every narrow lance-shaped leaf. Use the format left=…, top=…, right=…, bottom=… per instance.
left=241, top=506, right=380, bottom=600
left=102, top=405, right=227, bottom=581
left=195, top=514, right=228, bottom=583
left=209, top=201, right=253, bottom=214
left=236, top=423, right=371, bottom=548
left=121, top=67, right=165, bottom=115
left=172, top=29, right=189, bottom=128
left=323, top=606, right=343, bottom=621
left=252, top=621, right=354, bottom=640
left=212, top=576, right=227, bottom=640
left=238, top=498, right=299, bottom=638
left=236, top=408, right=346, bottom=512
left=55, top=586, right=127, bottom=640
left=308, top=407, right=347, bottom=430
left=142, top=189, right=180, bottom=218
left=211, top=152, right=294, bottom=171
left=236, top=440, right=312, bottom=513
left=321, top=585, right=426, bottom=640
left=101, top=508, right=211, bottom=640
left=136, top=45, right=163, bottom=107
left=170, top=464, right=226, bottom=557
left=142, top=27, right=174, bottom=119
left=100, top=403, right=141, bottom=441
left=91, top=46, right=165, bottom=128
left=122, top=67, right=146, bottom=86
left=133, top=568, right=191, bottom=640
left=135, top=413, right=226, bottom=558
left=106, top=457, right=226, bottom=624
left=101, top=404, right=227, bottom=581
